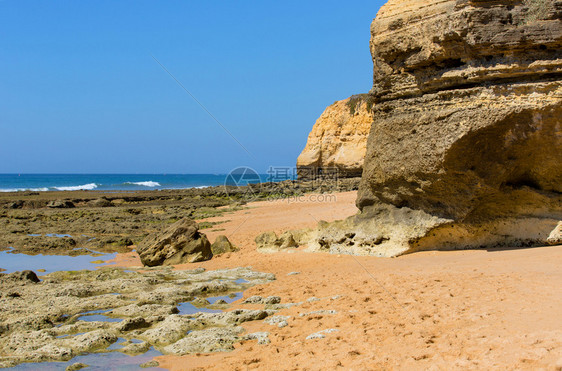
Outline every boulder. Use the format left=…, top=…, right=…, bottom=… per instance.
left=136, top=218, right=212, bottom=266
left=547, top=222, right=562, bottom=246
left=255, top=231, right=278, bottom=249
left=297, top=95, right=374, bottom=178
left=46, top=200, right=75, bottom=209
left=311, top=0, right=562, bottom=257
left=255, top=231, right=298, bottom=252
left=211, top=235, right=236, bottom=255
left=0, top=270, right=40, bottom=284
left=8, top=201, right=24, bottom=209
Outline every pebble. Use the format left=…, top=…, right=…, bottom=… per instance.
left=306, top=328, right=339, bottom=340
left=299, top=310, right=337, bottom=317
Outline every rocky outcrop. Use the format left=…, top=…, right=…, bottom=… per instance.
left=137, top=218, right=212, bottom=266
left=0, top=266, right=277, bottom=368
left=255, top=229, right=312, bottom=253
left=255, top=231, right=298, bottom=252
left=311, top=0, right=562, bottom=256
left=297, top=95, right=374, bottom=178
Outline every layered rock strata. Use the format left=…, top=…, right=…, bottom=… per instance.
left=311, top=0, right=562, bottom=256
left=297, top=94, right=375, bottom=178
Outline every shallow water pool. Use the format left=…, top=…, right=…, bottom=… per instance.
left=77, top=309, right=122, bottom=323
left=177, top=301, right=222, bottom=315
left=208, top=292, right=244, bottom=304
left=10, top=347, right=163, bottom=370
left=177, top=292, right=244, bottom=314
left=0, top=248, right=117, bottom=274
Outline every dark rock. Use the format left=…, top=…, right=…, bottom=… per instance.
left=117, top=317, right=150, bottom=332
left=113, top=237, right=133, bottom=247
left=46, top=200, right=75, bottom=209
left=8, top=201, right=24, bottom=209
left=136, top=218, right=212, bottom=266
left=1, top=270, right=40, bottom=284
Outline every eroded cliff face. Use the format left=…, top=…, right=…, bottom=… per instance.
left=310, top=0, right=562, bottom=257
left=297, top=95, right=374, bottom=178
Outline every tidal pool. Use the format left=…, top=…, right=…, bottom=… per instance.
left=10, top=347, right=163, bottom=370
left=208, top=292, right=244, bottom=304
left=177, top=292, right=243, bottom=314
left=177, top=301, right=222, bottom=315
left=77, top=309, right=122, bottom=323
left=0, top=248, right=117, bottom=274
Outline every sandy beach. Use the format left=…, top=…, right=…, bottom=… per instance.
left=111, top=191, right=562, bottom=370
left=3, top=0, right=560, bottom=369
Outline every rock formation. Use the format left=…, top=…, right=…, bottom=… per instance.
left=137, top=218, right=212, bottom=266
left=297, top=95, right=374, bottom=178
left=255, top=231, right=298, bottom=253
left=547, top=221, right=562, bottom=245
left=311, top=0, right=562, bottom=256
left=211, top=235, right=236, bottom=255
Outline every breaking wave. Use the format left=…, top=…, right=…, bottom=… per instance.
left=0, top=187, right=49, bottom=193
left=124, top=181, right=161, bottom=187
left=53, top=183, right=98, bottom=191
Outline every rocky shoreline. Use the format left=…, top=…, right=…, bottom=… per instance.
left=0, top=178, right=360, bottom=257
left=0, top=266, right=279, bottom=368
left=0, top=180, right=359, bottom=369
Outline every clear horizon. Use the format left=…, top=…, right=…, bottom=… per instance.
left=0, top=0, right=384, bottom=174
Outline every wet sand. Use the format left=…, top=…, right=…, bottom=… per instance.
left=112, top=191, right=562, bottom=370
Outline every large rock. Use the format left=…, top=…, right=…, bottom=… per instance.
left=46, top=200, right=74, bottom=209
left=311, top=0, right=562, bottom=257
left=211, top=235, right=236, bottom=255
left=0, top=270, right=40, bottom=284
left=547, top=221, right=562, bottom=245
left=255, top=231, right=299, bottom=252
left=297, top=95, right=374, bottom=178
left=137, top=218, right=212, bottom=266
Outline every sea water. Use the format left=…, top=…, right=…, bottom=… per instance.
left=0, top=173, right=269, bottom=192
left=0, top=248, right=117, bottom=274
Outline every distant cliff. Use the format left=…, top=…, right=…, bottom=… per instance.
left=297, top=94, right=374, bottom=178
left=309, top=0, right=562, bottom=257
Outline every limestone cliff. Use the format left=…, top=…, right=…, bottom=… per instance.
left=297, top=95, right=374, bottom=178
left=310, top=0, right=562, bottom=257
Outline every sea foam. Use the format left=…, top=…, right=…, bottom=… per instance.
left=0, top=187, right=49, bottom=192
left=54, top=183, right=98, bottom=191
left=125, top=181, right=161, bottom=187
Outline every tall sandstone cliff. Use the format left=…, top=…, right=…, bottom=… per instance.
left=297, top=95, right=374, bottom=178
left=310, top=0, right=562, bottom=257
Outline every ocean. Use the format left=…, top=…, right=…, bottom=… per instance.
left=0, top=173, right=269, bottom=192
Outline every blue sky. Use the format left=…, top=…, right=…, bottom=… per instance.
left=0, top=0, right=384, bottom=174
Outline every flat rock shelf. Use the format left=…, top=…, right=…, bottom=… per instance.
left=0, top=266, right=276, bottom=369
